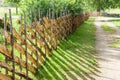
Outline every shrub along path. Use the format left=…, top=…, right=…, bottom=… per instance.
left=94, top=17, right=120, bottom=80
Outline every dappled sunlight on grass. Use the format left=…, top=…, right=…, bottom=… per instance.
left=34, top=18, right=100, bottom=80
left=109, top=38, right=120, bottom=48
left=108, top=19, right=120, bottom=48
left=109, top=19, right=120, bottom=28
left=101, top=25, right=116, bottom=34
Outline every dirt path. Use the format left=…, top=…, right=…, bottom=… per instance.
left=94, top=17, right=120, bottom=80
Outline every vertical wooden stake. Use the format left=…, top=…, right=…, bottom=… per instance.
left=56, top=12, right=58, bottom=19
left=20, top=14, right=23, bottom=79
left=30, top=8, right=32, bottom=27
left=38, top=8, right=41, bottom=23
left=24, top=12, right=28, bottom=80
left=9, top=9, right=15, bottom=80
left=52, top=8, right=55, bottom=19
left=60, top=10, right=62, bottom=17
left=30, top=8, right=35, bottom=59
left=40, top=10, right=43, bottom=19
left=34, top=9, right=38, bottom=71
left=49, top=9, right=53, bottom=50
left=41, top=9, right=47, bottom=58
left=38, top=8, right=45, bottom=58
left=48, top=8, right=51, bottom=19
left=4, top=13, right=8, bottom=75
left=46, top=10, right=49, bottom=19
left=52, top=9, right=57, bottom=49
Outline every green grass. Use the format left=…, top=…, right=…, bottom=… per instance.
left=34, top=18, right=99, bottom=80
left=0, top=26, right=5, bottom=61
left=109, top=38, right=120, bottom=48
left=0, top=34, right=4, bottom=44
left=107, top=19, right=120, bottom=48
left=101, top=25, right=116, bottom=33
left=109, top=19, right=120, bottom=28
left=0, top=26, right=4, bottom=44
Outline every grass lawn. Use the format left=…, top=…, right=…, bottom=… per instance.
left=109, top=19, right=120, bottom=28
left=109, top=38, right=120, bottom=48
left=101, top=25, right=116, bottom=34
left=0, top=26, right=5, bottom=61
left=108, top=19, right=120, bottom=48
left=34, top=18, right=99, bottom=80
left=0, top=33, right=4, bottom=61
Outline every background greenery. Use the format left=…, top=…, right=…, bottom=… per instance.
left=2, top=0, right=120, bottom=21
left=2, top=0, right=94, bottom=21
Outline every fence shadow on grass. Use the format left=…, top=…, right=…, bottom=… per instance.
left=35, top=19, right=101, bottom=80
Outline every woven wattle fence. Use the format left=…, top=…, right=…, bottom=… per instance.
left=0, top=8, right=89, bottom=80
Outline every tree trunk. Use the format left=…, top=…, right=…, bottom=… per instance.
left=97, top=0, right=100, bottom=16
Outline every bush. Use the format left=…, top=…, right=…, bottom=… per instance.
left=20, top=0, right=92, bottom=22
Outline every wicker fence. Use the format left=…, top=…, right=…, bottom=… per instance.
left=0, top=8, right=89, bottom=80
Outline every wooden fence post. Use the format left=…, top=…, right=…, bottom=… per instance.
left=38, top=7, right=43, bottom=62
left=56, top=11, right=58, bottom=19
left=67, top=10, right=70, bottom=34
left=52, top=9, right=55, bottom=19
left=48, top=8, right=53, bottom=50
left=4, top=13, right=8, bottom=75
left=38, top=8, right=41, bottom=22
left=59, top=10, right=63, bottom=40
left=43, top=10, right=47, bottom=57
left=34, top=9, right=39, bottom=71
left=56, top=11, right=61, bottom=41
left=48, top=8, right=51, bottom=19
left=30, top=8, right=32, bottom=27
left=60, top=10, right=62, bottom=17
left=23, top=12, right=28, bottom=80
left=9, top=9, right=15, bottom=80
left=47, top=8, right=52, bottom=51
left=66, top=10, right=69, bottom=36
left=20, top=14, right=23, bottom=79
left=46, top=9, right=49, bottom=19
left=52, top=8, right=57, bottom=49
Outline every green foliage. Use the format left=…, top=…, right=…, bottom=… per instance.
left=19, top=0, right=94, bottom=22
left=4, top=0, right=120, bottom=13
left=3, top=0, right=21, bottom=6
left=93, top=0, right=120, bottom=12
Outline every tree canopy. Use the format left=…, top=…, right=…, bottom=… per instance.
left=4, top=0, right=120, bottom=13
left=3, top=0, right=21, bottom=6
left=93, top=0, right=120, bottom=12
left=20, top=0, right=94, bottom=15
left=3, top=0, right=120, bottom=20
